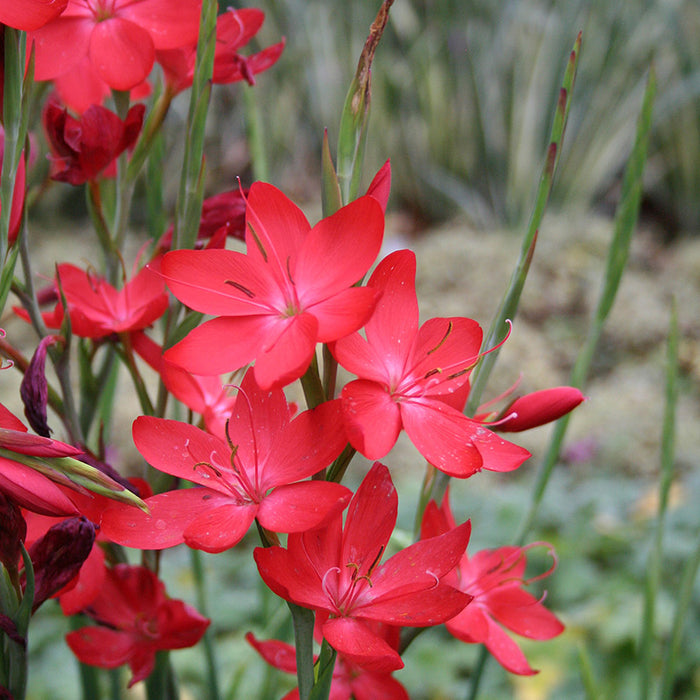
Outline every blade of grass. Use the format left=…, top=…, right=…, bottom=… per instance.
left=639, top=300, right=678, bottom=700
left=171, top=0, right=217, bottom=252
left=515, top=64, right=656, bottom=546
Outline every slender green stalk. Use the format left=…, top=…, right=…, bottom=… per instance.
left=515, top=66, right=656, bottom=547
left=639, top=302, right=678, bottom=700
left=309, top=640, right=337, bottom=700
left=172, top=0, right=217, bottom=251
left=190, top=549, right=222, bottom=700
left=145, top=651, right=178, bottom=700
left=577, top=643, right=601, bottom=700
left=300, top=354, right=326, bottom=410
left=288, top=602, right=315, bottom=700
left=243, top=83, right=270, bottom=182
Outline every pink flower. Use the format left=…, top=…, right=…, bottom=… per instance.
left=100, top=369, right=351, bottom=552
left=421, top=493, right=564, bottom=675
left=330, top=249, right=531, bottom=478
left=0, top=0, right=67, bottom=31
left=254, top=463, right=472, bottom=672
left=29, top=0, right=202, bottom=90
left=161, top=181, right=384, bottom=389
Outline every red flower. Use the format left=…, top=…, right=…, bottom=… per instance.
left=0, top=0, right=67, bottom=31
left=254, top=462, right=472, bottom=672
left=42, top=97, right=145, bottom=185
left=157, top=8, right=284, bottom=94
left=247, top=625, right=409, bottom=700
left=29, top=0, right=201, bottom=90
left=161, top=182, right=384, bottom=389
left=330, top=250, right=530, bottom=478
left=18, top=262, right=168, bottom=339
left=66, top=564, right=209, bottom=687
left=421, top=493, right=564, bottom=675
left=100, top=369, right=350, bottom=552
left=0, top=402, right=84, bottom=516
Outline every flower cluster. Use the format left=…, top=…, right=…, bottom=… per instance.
left=0, top=2, right=587, bottom=698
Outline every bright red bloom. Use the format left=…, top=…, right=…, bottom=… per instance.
left=157, top=8, right=284, bottom=94
left=42, top=97, right=145, bottom=184
left=66, top=564, right=209, bottom=687
left=0, top=0, right=67, bottom=31
left=17, top=262, right=168, bottom=339
left=421, top=493, right=564, bottom=676
left=247, top=625, right=409, bottom=700
left=101, top=369, right=350, bottom=552
left=330, top=250, right=530, bottom=478
left=0, top=402, right=84, bottom=516
left=161, top=182, right=384, bottom=390
left=254, top=462, right=472, bottom=672
left=29, top=0, right=201, bottom=90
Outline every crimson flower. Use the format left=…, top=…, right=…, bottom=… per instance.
left=157, top=8, right=284, bottom=94
left=160, top=181, right=384, bottom=390
left=330, top=249, right=530, bottom=478
left=421, top=493, right=564, bottom=675
left=254, top=462, right=472, bottom=672
left=29, top=0, right=201, bottom=90
left=247, top=625, right=409, bottom=700
left=43, top=97, right=145, bottom=185
left=0, top=0, right=67, bottom=31
left=17, top=262, right=168, bottom=339
left=66, top=564, right=209, bottom=687
left=100, top=369, right=350, bottom=552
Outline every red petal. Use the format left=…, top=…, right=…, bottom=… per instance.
left=366, top=160, right=391, bottom=213
left=310, top=286, right=379, bottom=343
left=66, top=626, right=136, bottom=669
left=341, top=380, right=402, bottom=459
left=245, top=632, right=298, bottom=673
left=183, top=502, right=258, bottom=553
left=89, top=18, right=155, bottom=90
left=31, top=17, right=91, bottom=80
left=118, top=0, right=202, bottom=50
left=487, top=588, right=564, bottom=640
left=330, top=332, right=390, bottom=386
left=0, top=0, right=68, bottom=31
left=341, top=462, right=396, bottom=577
left=322, top=617, right=402, bottom=673
left=294, top=196, right=384, bottom=302
left=400, top=400, right=484, bottom=477
left=472, top=429, right=531, bottom=473
left=497, top=387, right=585, bottom=432
left=481, top=616, right=537, bottom=675
left=257, top=482, right=351, bottom=533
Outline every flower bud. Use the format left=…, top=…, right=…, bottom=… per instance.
left=0, top=492, right=26, bottom=572
left=496, top=387, right=585, bottom=432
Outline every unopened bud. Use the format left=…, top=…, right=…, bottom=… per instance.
left=0, top=492, right=26, bottom=571
left=496, top=387, right=585, bottom=432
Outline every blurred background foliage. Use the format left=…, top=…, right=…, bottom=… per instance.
left=198, top=0, right=700, bottom=234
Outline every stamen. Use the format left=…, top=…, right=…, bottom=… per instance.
left=286, top=256, right=295, bottom=285
left=247, top=222, right=268, bottom=262
left=367, top=545, right=385, bottom=576
left=224, top=280, right=255, bottom=298
left=427, top=321, right=453, bottom=355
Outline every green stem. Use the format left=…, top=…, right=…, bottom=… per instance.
left=288, top=603, right=315, bottom=700
left=243, top=82, right=269, bottom=182
left=145, top=651, right=178, bottom=700
left=190, top=549, right=221, bottom=700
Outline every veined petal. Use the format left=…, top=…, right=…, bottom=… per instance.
left=445, top=602, right=490, bottom=644
left=341, top=462, right=396, bottom=578
left=31, top=17, right=92, bottom=80
left=341, top=381, right=401, bottom=460
left=487, top=588, right=564, bottom=639
left=481, top=616, right=537, bottom=676
left=0, top=0, right=68, bottom=31
left=330, top=332, right=391, bottom=386
left=322, top=617, right=402, bottom=673
left=160, top=249, right=278, bottom=316
left=364, top=250, right=418, bottom=372
left=118, top=0, right=202, bottom=49
left=183, top=502, right=258, bottom=552
left=472, top=429, right=531, bottom=473
left=294, top=196, right=384, bottom=300
left=90, top=18, right=155, bottom=90
left=253, top=313, right=318, bottom=390
left=100, top=488, right=230, bottom=550
left=260, top=400, right=346, bottom=488
left=257, top=482, right=351, bottom=533
left=164, top=315, right=277, bottom=376
left=310, top=286, right=379, bottom=343
left=400, top=400, right=483, bottom=478
left=66, top=627, right=135, bottom=669
left=254, top=545, right=331, bottom=612
left=132, top=416, right=233, bottom=489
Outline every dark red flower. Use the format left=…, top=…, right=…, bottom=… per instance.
left=29, top=0, right=201, bottom=90
left=42, top=97, right=145, bottom=185
left=161, top=182, right=384, bottom=389
left=66, top=564, right=209, bottom=687
left=254, top=463, right=472, bottom=672
left=421, top=492, right=564, bottom=675
left=101, top=369, right=350, bottom=552
left=330, top=250, right=531, bottom=478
